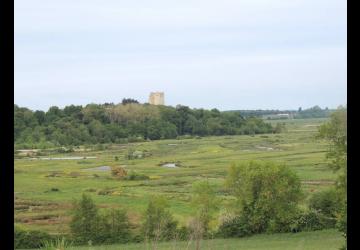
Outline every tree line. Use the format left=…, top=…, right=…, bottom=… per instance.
left=227, top=105, right=334, bottom=119
left=14, top=102, right=278, bottom=149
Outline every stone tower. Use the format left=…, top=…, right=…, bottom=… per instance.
left=149, top=92, right=165, bottom=105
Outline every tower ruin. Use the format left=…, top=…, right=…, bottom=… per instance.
left=149, top=92, right=165, bottom=105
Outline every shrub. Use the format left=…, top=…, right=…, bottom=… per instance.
left=308, top=188, right=342, bottom=218
left=176, top=226, right=190, bottom=241
left=336, top=200, right=347, bottom=237
left=217, top=215, right=251, bottom=238
left=131, top=234, right=144, bottom=243
left=124, top=171, right=150, bottom=180
left=290, top=209, right=336, bottom=232
left=191, top=181, right=220, bottom=235
left=111, top=166, right=127, bottom=178
left=56, top=147, right=74, bottom=153
left=14, top=226, right=53, bottom=249
left=141, top=196, right=178, bottom=241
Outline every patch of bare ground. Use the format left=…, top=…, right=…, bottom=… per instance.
left=14, top=198, right=65, bottom=211
left=301, top=180, right=335, bottom=185
left=15, top=198, right=73, bottom=231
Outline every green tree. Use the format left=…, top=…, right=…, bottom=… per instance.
left=141, top=196, right=178, bottom=241
left=318, top=108, right=347, bottom=173
left=70, top=194, right=101, bottom=244
left=225, top=161, right=302, bottom=233
left=317, top=107, right=347, bottom=241
left=273, top=122, right=287, bottom=133
left=98, top=209, right=131, bottom=243
left=122, top=98, right=139, bottom=105
left=308, top=188, right=342, bottom=218
left=191, top=180, right=220, bottom=235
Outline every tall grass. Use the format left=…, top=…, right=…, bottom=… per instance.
left=40, top=237, right=73, bottom=250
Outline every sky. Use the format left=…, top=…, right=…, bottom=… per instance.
left=14, top=0, right=347, bottom=111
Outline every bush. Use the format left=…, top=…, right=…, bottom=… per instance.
left=291, top=209, right=336, bottom=232
left=111, top=166, right=127, bottom=178
left=70, top=194, right=132, bottom=245
left=97, top=188, right=114, bottom=195
left=141, top=196, right=178, bottom=241
left=336, top=200, right=347, bottom=237
left=308, top=188, right=342, bottom=218
left=124, top=171, right=150, bottom=180
left=56, top=147, right=74, bottom=153
left=217, top=215, right=251, bottom=238
left=176, top=226, right=190, bottom=241
left=14, top=226, right=53, bottom=249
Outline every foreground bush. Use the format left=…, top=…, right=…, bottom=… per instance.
left=14, top=226, right=53, bottom=249
left=141, top=196, right=178, bottom=241
left=70, top=194, right=132, bottom=245
left=308, top=188, right=342, bottom=218
left=217, top=215, right=252, bottom=238
left=291, top=209, right=336, bottom=232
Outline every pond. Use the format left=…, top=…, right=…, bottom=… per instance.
left=85, top=166, right=111, bottom=171
left=162, top=163, right=178, bottom=168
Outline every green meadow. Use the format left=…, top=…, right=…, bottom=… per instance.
left=14, top=118, right=337, bottom=237
left=63, top=229, right=343, bottom=250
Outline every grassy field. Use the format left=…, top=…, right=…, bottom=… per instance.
left=14, top=118, right=337, bottom=236
left=30, top=229, right=343, bottom=250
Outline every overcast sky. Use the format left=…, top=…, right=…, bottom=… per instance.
left=15, top=0, right=346, bottom=111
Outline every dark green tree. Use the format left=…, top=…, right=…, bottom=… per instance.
left=70, top=194, right=101, bottom=244
left=317, top=107, right=347, bottom=242
left=141, top=196, right=178, bottom=241
left=191, top=180, right=220, bottom=235
left=225, top=161, right=302, bottom=234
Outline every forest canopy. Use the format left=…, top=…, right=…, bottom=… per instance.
left=14, top=103, right=276, bottom=148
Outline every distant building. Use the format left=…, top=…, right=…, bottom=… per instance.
left=149, top=92, right=165, bottom=105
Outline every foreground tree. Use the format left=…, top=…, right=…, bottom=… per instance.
left=317, top=107, right=347, bottom=243
left=224, top=161, right=302, bottom=234
left=191, top=180, right=220, bottom=235
left=318, top=107, right=347, bottom=190
left=98, top=208, right=131, bottom=244
left=141, top=196, right=178, bottom=242
left=70, top=194, right=131, bottom=244
left=70, top=194, right=100, bottom=244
